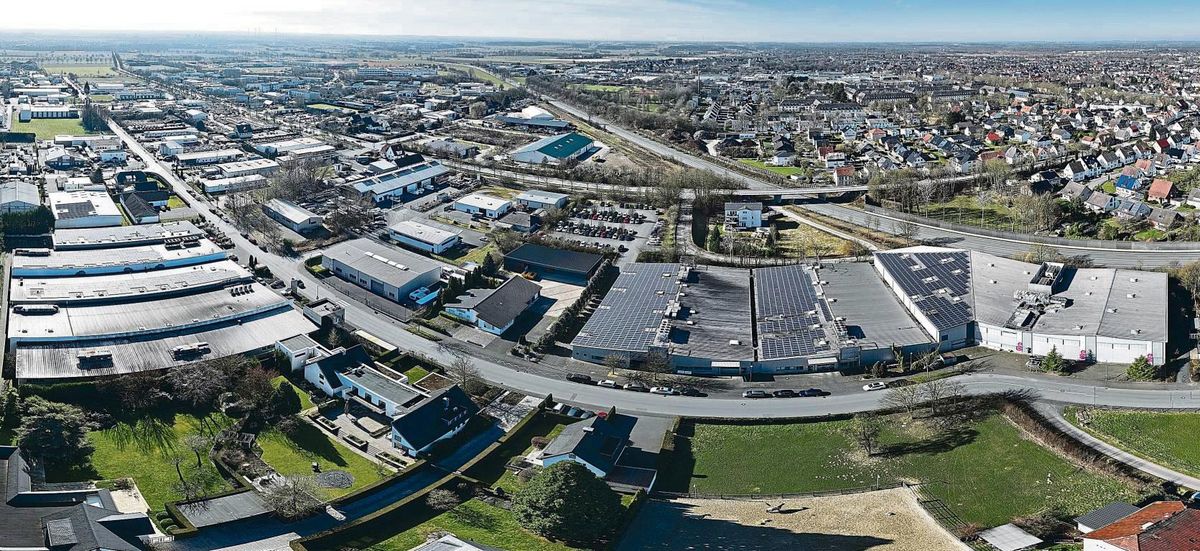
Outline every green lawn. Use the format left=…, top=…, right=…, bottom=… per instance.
left=569, top=83, right=626, bottom=93
left=366, top=499, right=577, bottom=551
left=1067, top=408, right=1200, bottom=480
left=167, top=195, right=187, bottom=209
left=43, top=65, right=116, bottom=77
left=923, top=195, right=1019, bottom=231
left=1133, top=228, right=1166, bottom=241
left=257, top=422, right=386, bottom=499
left=737, top=158, right=808, bottom=177
left=272, top=376, right=315, bottom=411
left=50, top=413, right=235, bottom=511
left=402, top=366, right=430, bottom=384
left=10, top=117, right=92, bottom=140
left=662, top=414, right=1140, bottom=527
left=87, top=94, right=114, bottom=102
left=1100, top=181, right=1117, bottom=194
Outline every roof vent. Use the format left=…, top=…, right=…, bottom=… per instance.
left=729, top=340, right=741, bottom=346
left=1130, top=277, right=1138, bottom=282
left=1131, top=329, right=1141, bottom=335
left=1127, top=293, right=1136, bottom=299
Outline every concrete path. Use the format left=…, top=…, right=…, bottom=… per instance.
left=1037, top=403, right=1200, bottom=490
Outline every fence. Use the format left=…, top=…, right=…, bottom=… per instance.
left=654, top=482, right=904, bottom=501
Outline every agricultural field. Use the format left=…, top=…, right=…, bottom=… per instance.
left=659, top=413, right=1141, bottom=528
left=1067, top=408, right=1200, bottom=479
left=42, top=64, right=116, bottom=77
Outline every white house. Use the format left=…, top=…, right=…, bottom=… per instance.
left=724, top=202, right=763, bottom=229
left=445, top=276, right=541, bottom=335
left=388, top=220, right=461, bottom=254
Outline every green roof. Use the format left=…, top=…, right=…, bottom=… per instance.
left=535, top=132, right=593, bottom=159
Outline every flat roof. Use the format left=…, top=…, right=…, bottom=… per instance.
left=456, top=193, right=511, bottom=211
left=351, top=160, right=447, bottom=196
left=389, top=220, right=459, bottom=246
left=53, top=221, right=204, bottom=249
left=9, top=282, right=289, bottom=342
left=820, top=262, right=931, bottom=351
left=12, top=241, right=225, bottom=274
left=48, top=191, right=121, bottom=220
left=323, top=238, right=443, bottom=287
left=754, top=264, right=841, bottom=360
left=216, top=158, right=279, bottom=173
left=14, top=309, right=316, bottom=380
left=339, top=366, right=424, bottom=408
left=669, top=266, right=754, bottom=362
left=515, top=189, right=569, bottom=204
left=11, top=260, right=251, bottom=304
left=176, top=148, right=243, bottom=161
left=504, top=243, right=603, bottom=276
left=572, top=263, right=682, bottom=354
left=875, top=247, right=974, bottom=331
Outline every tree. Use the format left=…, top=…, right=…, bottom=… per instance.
left=512, top=462, right=622, bottom=543
left=271, top=381, right=303, bottom=417
left=97, top=370, right=167, bottom=413
left=81, top=101, right=109, bottom=132
left=705, top=223, right=722, bottom=252
left=182, top=434, right=212, bottom=469
left=449, top=355, right=485, bottom=395
left=1042, top=346, right=1065, bottom=374
left=603, top=354, right=626, bottom=372
left=17, top=397, right=94, bottom=468
left=168, top=356, right=244, bottom=409
left=480, top=252, right=498, bottom=277
left=843, top=414, right=884, bottom=456
left=1127, top=356, right=1157, bottom=381
left=468, top=101, right=488, bottom=119
left=261, top=475, right=322, bottom=519
left=882, top=384, right=922, bottom=415
left=235, top=365, right=277, bottom=415
left=426, top=488, right=461, bottom=512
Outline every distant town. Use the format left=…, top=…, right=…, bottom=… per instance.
left=2, top=34, right=1200, bottom=551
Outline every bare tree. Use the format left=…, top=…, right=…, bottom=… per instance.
left=261, top=475, right=323, bottom=519
left=882, top=384, right=922, bottom=416
left=843, top=414, right=885, bottom=456
left=449, top=355, right=485, bottom=395
left=426, top=488, right=462, bottom=512
left=182, top=434, right=212, bottom=469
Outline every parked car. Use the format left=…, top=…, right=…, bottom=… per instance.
left=772, top=389, right=798, bottom=398
left=598, top=379, right=618, bottom=388
left=862, top=382, right=888, bottom=392
left=678, top=387, right=703, bottom=397
left=801, top=388, right=829, bottom=397
left=566, top=373, right=594, bottom=384
left=623, top=382, right=650, bottom=392
left=742, top=390, right=770, bottom=399
left=650, top=386, right=680, bottom=396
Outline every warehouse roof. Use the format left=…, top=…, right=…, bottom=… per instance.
left=819, top=262, right=931, bottom=352
left=53, top=221, right=204, bottom=249
left=12, top=241, right=224, bottom=274
left=754, top=264, right=841, bottom=361
left=10, top=260, right=251, bottom=304
left=504, top=243, right=603, bottom=277
left=668, top=265, right=753, bottom=362
left=323, top=238, right=443, bottom=287
left=455, top=193, right=511, bottom=212
left=48, top=191, right=121, bottom=220
left=351, top=160, right=448, bottom=197
left=389, top=220, right=459, bottom=246
left=265, top=198, right=322, bottom=225
left=0, top=180, right=39, bottom=207
left=874, top=247, right=974, bottom=332
left=514, top=132, right=594, bottom=160
left=515, top=189, right=569, bottom=205
left=572, top=263, right=682, bottom=354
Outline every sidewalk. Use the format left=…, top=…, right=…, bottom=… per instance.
left=1036, top=403, right=1200, bottom=491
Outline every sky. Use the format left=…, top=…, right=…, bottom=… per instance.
left=4, top=0, right=1200, bottom=43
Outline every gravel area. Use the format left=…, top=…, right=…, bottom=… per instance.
left=314, top=470, right=355, bottom=489
left=620, top=488, right=966, bottom=551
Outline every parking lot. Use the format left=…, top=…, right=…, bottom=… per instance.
left=550, top=202, right=662, bottom=267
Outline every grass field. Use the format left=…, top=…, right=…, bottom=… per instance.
left=257, top=421, right=386, bottom=500
left=661, top=414, right=1140, bottom=527
left=366, top=499, right=577, bottom=551
left=775, top=217, right=852, bottom=258
left=921, top=195, right=1019, bottom=231
left=569, top=83, right=627, bottom=93
left=43, top=65, right=115, bottom=77
left=737, top=158, right=809, bottom=177
left=1067, top=408, right=1200, bottom=479
left=51, top=413, right=234, bottom=511
left=9, top=117, right=91, bottom=140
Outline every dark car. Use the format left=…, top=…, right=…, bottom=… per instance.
left=742, top=390, right=770, bottom=399
left=772, top=389, right=798, bottom=398
left=801, top=388, right=829, bottom=397
left=566, top=373, right=594, bottom=385
left=678, top=387, right=703, bottom=397
left=623, top=382, right=650, bottom=392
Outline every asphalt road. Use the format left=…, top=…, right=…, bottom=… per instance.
left=801, top=202, right=1200, bottom=268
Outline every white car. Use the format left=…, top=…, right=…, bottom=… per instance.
left=598, top=379, right=618, bottom=388
left=649, top=386, right=680, bottom=396
left=862, top=382, right=888, bottom=392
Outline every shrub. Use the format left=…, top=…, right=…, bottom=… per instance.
left=512, top=462, right=621, bottom=543
left=1126, top=356, right=1158, bottom=381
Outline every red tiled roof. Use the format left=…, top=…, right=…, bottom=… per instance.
left=1149, top=178, right=1174, bottom=199
left=1086, top=502, right=1186, bottom=546
left=1140, top=508, right=1200, bottom=551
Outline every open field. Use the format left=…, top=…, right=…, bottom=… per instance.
left=51, top=413, right=234, bottom=511
left=365, top=498, right=577, bottom=551
left=921, top=195, right=1020, bottom=231
left=257, top=422, right=386, bottom=500
left=659, top=414, right=1141, bottom=527
left=42, top=64, right=115, bottom=77
left=569, top=83, right=628, bottom=93
left=775, top=216, right=853, bottom=258
left=738, top=158, right=809, bottom=177
left=10, top=117, right=91, bottom=140
left=1067, top=408, right=1200, bottom=479
left=620, top=489, right=963, bottom=551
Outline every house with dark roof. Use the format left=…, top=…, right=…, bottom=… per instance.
left=446, top=276, right=541, bottom=335
left=1082, top=501, right=1200, bottom=551
left=1074, top=501, right=1139, bottom=534
left=119, top=192, right=159, bottom=225
left=391, top=386, right=479, bottom=456
left=533, top=413, right=660, bottom=491
left=1, top=446, right=155, bottom=551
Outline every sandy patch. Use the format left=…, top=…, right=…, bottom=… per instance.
left=621, top=488, right=967, bottom=551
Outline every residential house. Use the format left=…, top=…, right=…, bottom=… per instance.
left=1059, top=181, right=1093, bottom=203
left=390, top=386, right=479, bottom=456
left=1081, top=501, right=1200, bottom=551
left=833, top=166, right=856, bottom=186
left=445, top=276, right=541, bottom=335
left=1085, top=192, right=1119, bottom=214
left=1148, top=178, right=1175, bottom=204
left=1113, top=198, right=1151, bottom=221
left=1148, top=208, right=1180, bottom=230
left=724, top=202, right=764, bottom=229
left=1113, top=175, right=1143, bottom=198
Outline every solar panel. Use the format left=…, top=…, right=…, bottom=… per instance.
left=571, top=263, right=682, bottom=353
left=754, top=265, right=838, bottom=360
left=876, top=251, right=973, bottom=331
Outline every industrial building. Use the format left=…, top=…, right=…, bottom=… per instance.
left=47, top=191, right=124, bottom=229
left=495, top=106, right=570, bottom=130
left=510, top=132, right=596, bottom=165
left=874, top=246, right=1169, bottom=366
left=515, top=189, right=570, bottom=210
left=0, top=180, right=41, bottom=213
left=349, top=159, right=448, bottom=203
left=11, top=240, right=227, bottom=277
left=388, top=220, right=461, bottom=254
left=215, top=158, right=280, bottom=178
left=174, top=148, right=243, bottom=166
left=321, top=238, right=444, bottom=303
left=52, top=221, right=205, bottom=250
left=453, top=193, right=512, bottom=219
left=264, top=198, right=324, bottom=233
left=503, top=243, right=604, bottom=282
left=571, top=248, right=1167, bottom=373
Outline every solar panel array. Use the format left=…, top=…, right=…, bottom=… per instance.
left=571, top=263, right=682, bottom=353
left=754, top=265, right=836, bottom=360
left=875, top=250, right=973, bottom=331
